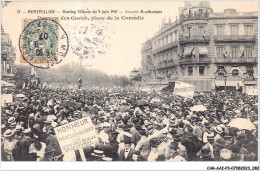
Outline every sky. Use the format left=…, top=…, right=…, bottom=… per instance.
left=2, top=1, right=258, bottom=76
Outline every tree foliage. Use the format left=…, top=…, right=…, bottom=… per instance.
left=15, top=63, right=130, bottom=88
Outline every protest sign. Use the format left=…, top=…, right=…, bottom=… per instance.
left=54, top=116, right=98, bottom=158
left=173, top=81, right=195, bottom=99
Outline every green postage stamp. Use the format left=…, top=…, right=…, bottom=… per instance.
left=19, top=19, right=69, bottom=69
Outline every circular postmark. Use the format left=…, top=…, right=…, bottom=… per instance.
left=19, top=19, right=69, bottom=69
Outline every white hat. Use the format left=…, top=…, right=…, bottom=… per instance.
left=51, top=122, right=58, bottom=128
left=214, top=126, right=223, bottom=134
left=29, top=113, right=35, bottom=118
left=183, top=120, right=191, bottom=126
left=8, top=117, right=16, bottom=124
left=15, top=124, right=22, bottom=131
left=4, top=129, right=14, bottom=137
left=105, top=113, right=111, bottom=118
left=22, top=128, right=32, bottom=134
left=103, top=122, right=111, bottom=128
left=151, top=112, right=157, bottom=118
left=61, top=120, right=68, bottom=125
left=234, top=110, right=240, bottom=114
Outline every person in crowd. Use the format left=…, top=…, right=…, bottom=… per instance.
left=1, top=86, right=258, bottom=162
left=118, top=136, right=137, bottom=161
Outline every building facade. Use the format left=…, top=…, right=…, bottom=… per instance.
left=1, top=26, right=16, bottom=83
left=141, top=1, right=258, bottom=93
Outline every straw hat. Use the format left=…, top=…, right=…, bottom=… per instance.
left=214, top=126, right=223, bottom=134
left=8, top=117, right=16, bottom=124
left=3, top=129, right=14, bottom=137
left=9, top=122, right=17, bottom=128
left=22, top=128, right=32, bottom=134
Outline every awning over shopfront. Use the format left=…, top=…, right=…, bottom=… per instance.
left=215, top=81, right=243, bottom=87
left=183, top=47, right=194, bottom=56
left=150, top=84, right=169, bottom=91
left=198, top=46, right=208, bottom=55
left=140, top=85, right=156, bottom=92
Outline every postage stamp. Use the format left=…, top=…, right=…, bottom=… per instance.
left=19, top=19, right=69, bottom=69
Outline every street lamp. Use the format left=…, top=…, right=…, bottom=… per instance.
left=224, top=73, right=227, bottom=92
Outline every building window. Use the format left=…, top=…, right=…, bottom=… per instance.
left=232, top=69, right=239, bottom=76
left=230, top=24, right=239, bottom=35
left=174, top=31, right=178, bottom=41
left=216, top=46, right=224, bottom=57
left=170, top=33, right=173, bottom=42
left=216, top=25, right=224, bottom=36
left=245, top=46, right=253, bottom=57
left=199, top=9, right=203, bottom=16
left=187, top=27, right=193, bottom=37
left=217, top=66, right=225, bottom=76
left=198, top=25, right=205, bottom=37
left=199, top=66, right=205, bottom=76
left=162, top=38, right=164, bottom=46
left=244, top=25, right=253, bottom=35
left=230, top=46, right=240, bottom=57
left=188, top=66, right=193, bottom=76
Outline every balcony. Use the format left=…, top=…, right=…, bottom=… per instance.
left=210, top=12, right=258, bottom=18
left=152, top=41, right=178, bottom=55
left=215, top=57, right=257, bottom=64
left=179, top=35, right=210, bottom=45
left=141, top=44, right=152, bottom=53
left=179, top=57, right=212, bottom=65
left=155, top=60, right=178, bottom=70
left=180, top=13, right=209, bottom=22
left=214, top=35, right=255, bottom=42
left=142, top=70, right=151, bottom=75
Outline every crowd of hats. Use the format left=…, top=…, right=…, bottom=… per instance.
left=1, top=88, right=258, bottom=161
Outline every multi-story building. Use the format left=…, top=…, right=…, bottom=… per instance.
left=1, top=26, right=16, bottom=83
left=141, top=1, right=258, bottom=93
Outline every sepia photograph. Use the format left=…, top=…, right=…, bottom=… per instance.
left=1, top=1, right=259, bottom=170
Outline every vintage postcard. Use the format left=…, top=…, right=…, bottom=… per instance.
left=1, top=1, right=259, bottom=170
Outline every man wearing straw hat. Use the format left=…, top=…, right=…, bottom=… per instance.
left=2, top=129, right=18, bottom=161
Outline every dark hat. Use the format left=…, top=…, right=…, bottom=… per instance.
left=168, top=142, right=179, bottom=149
left=135, top=123, right=141, bottom=130
left=215, top=138, right=226, bottom=147
left=185, top=133, right=193, bottom=138
left=173, top=134, right=181, bottom=142
left=111, top=130, right=119, bottom=135
left=223, top=135, right=233, bottom=140
left=169, top=119, right=178, bottom=127
left=199, top=147, right=211, bottom=157
left=191, top=119, right=197, bottom=123
left=139, top=129, right=147, bottom=136
left=150, top=138, right=160, bottom=147
left=204, top=121, right=211, bottom=128
left=123, top=125, right=132, bottom=132
left=146, top=125, right=154, bottom=132
left=197, top=118, right=203, bottom=123
left=236, top=133, right=247, bottom=140
left=124, top=136, right=132, bottom=144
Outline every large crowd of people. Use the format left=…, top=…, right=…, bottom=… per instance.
left=1, top=87, right=258, bottom=161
